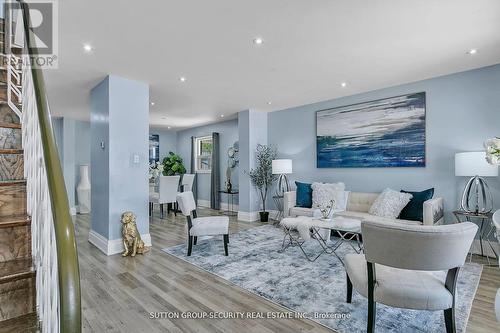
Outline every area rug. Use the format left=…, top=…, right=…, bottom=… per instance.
left=162, top=225, right=482, bottom=333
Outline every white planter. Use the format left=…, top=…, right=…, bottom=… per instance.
left=77, top=164, right=91, bottom=213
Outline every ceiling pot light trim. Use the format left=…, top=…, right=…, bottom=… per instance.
left=83, top=43, right=93, bottom=52
left=253, top=37, right=264, bottom=45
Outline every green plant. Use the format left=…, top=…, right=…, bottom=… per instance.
left=162, top=152, right=187, bottom=176
left=249, top=144, right=277, bottom=212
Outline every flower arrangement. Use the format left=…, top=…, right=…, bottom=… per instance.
left=316, top=199, right=336, bottom=220
left=485, top=138, right=500, bottom=165
left=149, top=161, right=164, bottom=180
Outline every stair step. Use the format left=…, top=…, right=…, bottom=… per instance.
left=0, top=259, right=34, bottom=284
left=0, top=103, right=20, bottom=126
left=0, top=127, right=22, bottom=150
left=0, top=154, right=24, bottom=181
left=0, top=100, right=21, bottom=108
left=0, top=312, right=39, bottom=332
left=0, top=122, right=21, bottom=129
left=0, top=214, right=30, bottom=228
left=0, top=181, right=26, bottom=218
left=0, top=149, right=23, bottom=154
left=0, top=179, right=26, bottom=186
left=0, top=259, right=36, bottom=322
left=0, top=214, right=31, bottom=262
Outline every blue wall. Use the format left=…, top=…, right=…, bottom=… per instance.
left=90, top=75, right=149, bottom=242
left=53, top=118, right=91, bottom=212
left=57, top=117, right=238, bottom=215
left=268, top=64, right=500, bottom=221
left=238, top=110, right=268, bottom=213
left=108, top=76, right=149, bottom=239
left=149, top=127, right=177, bottom=160
left=52, top=117, right=63, bottom=165
left=62, top=118, right=76, bottom=210
left=176, top=119, right=239, bottom=204
left=90, top=77, right=110, bottom=238
left=74, top=120, right=91, bottom=195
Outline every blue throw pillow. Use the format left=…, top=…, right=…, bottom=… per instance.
left=399, top=188, right=434, bottom=222
left=295, top=182, right=313, bottom=208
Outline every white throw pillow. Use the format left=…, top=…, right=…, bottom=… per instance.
left=369, top=188, right=413, bottom=219
left=311, top=182, right=347, bottom=211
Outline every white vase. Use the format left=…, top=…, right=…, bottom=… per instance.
left=77, top=164, right=91, bottom=214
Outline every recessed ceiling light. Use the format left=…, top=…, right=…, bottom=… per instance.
left=267, top=101, right=272, bottom=105
left=341, top=82, right=347, bottom=87
left=167, top=126, right=172, bottom=129
left=220, top=114, right=224, bottom=118
left=83, top=43, right=93, bottom=52
left=467, top=49, right=477, bottom=55
left=253, top=37, right=264, bottom=45
left=179, top=76, right=187, bottom=82
left=150, top=102, right=155, bottom=106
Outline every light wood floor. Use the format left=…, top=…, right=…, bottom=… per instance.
left=74, top=209, right=499, bottom=333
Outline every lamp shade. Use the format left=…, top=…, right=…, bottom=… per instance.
left=272, top=159, right=292, bottom=174
left=455, top=152, right=498, bottom=177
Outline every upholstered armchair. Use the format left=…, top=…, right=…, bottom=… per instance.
left=345, top=221, right=477, bottom=333
left=176, top=191, right=229, bottom=256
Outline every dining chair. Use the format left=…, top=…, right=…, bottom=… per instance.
left=149, top=175, right=180, bottom=218
left=345, top=220, right=477, bottom=333
left=176, top=191, right=229, bottom=256
left=181, top=174, right=195, bottom=192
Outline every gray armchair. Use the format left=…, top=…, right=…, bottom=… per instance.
left=345, top=221, right=477, bottom=333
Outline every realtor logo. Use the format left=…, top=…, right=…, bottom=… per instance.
left=6, top=0, right=58, bottom=68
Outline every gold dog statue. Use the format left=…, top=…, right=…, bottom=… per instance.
left=121, top=211, right=149, bottom=257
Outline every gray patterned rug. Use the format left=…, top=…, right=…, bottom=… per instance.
left=162, top=225, right=482, bottom=333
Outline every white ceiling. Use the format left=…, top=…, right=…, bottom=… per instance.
left=45, top=0, right=500, bottom=130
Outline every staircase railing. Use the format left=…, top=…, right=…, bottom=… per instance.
left=5, top=1, right=82, bottom=332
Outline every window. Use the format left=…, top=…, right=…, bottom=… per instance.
left=195, top=136, right=213, bottom=173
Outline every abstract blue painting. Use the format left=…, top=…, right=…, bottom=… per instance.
left=317, top=92, right=426, bottom=168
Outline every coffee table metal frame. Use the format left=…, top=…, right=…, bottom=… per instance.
left=279, top=219, right=363, bottom=263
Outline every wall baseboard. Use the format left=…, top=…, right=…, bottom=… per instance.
left=197, top=199, right=239, bottom=212
left=237, top=211, right=259, bottom=222
left=89, top=230, right=152, bottom=256
left=197, top=199, right=210, bottom=207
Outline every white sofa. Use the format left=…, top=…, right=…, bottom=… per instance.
left=284, top=191, right=444, bottom=226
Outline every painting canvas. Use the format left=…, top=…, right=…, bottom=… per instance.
left=317, top=92, right=426, bottom=168
left=149, top=134, right=160, bottom=164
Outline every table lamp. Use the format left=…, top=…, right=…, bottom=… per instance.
left=272, top=159, right=293, bottom=196
left=455, top=152, right=498, bottom=214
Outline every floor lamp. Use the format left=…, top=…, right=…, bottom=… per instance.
left=455, top=152, right=498, bottom=214
left=272, top=159, right=293, bottom=196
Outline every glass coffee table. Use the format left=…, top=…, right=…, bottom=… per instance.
left=279, top=216, right=363, bottom=263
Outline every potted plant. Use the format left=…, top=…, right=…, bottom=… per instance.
left=249, top=144, right=277, bottom=222
left=162, top=152, right=187, bottom=176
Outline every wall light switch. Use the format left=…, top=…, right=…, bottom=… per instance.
left=133, top=154, right=140, bottom=164
left=100, top=141, right=105, bottom=149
